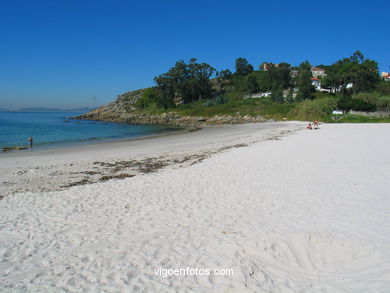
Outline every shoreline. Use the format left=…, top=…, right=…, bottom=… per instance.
left=0, top=124, right=194, bottom=157
left=0, top=121, right=303, bottom=197
left=0, top=115, right=189, bottom=154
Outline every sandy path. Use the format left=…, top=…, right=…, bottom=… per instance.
left=0, top=123, right=389, bottom=292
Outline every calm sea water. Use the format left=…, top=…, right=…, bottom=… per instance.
left=0, top=111, right=181, bottom=151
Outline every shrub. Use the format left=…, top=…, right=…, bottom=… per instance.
left=376, top=96, right=390, bottom=111
left=142, top=102, right=161, bottom=114
left=290, top=96, right=337, bottom=120
left=352, top=92, right=390, bottom=111
left=271, top=87, right=284, bottom=103
left=225, top=90, right=245, bottom=101
left=314, top=92, right=336, bottom=100
left=351, top=99, right=376, bottom=112
left=260, top=96, right=273, bottom=104
left=375, top=81, right=390, bottom=95
left=136, top=88, right=158, bottom=109
left=240, top=98, right=258, bottom=106
left=338, top=94, right=377, bottom=112
left=202, top=100, right=215, bottom=107
left=215, top=95, right=229, bottom=105
left=352, top=93, right=379, bottom=105
left=136, top=87, right=175, bottom=110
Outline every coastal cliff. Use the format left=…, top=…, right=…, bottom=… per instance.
left=76, top=89, right=267, bottom=127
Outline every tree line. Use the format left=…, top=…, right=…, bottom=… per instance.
left=136, top=51, right=383, bottom=111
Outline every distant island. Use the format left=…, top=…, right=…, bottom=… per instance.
left=1, top=107, right=97, bottom=113
left=77, top=51, right=389, bottom=125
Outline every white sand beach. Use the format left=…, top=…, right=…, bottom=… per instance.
left=1, top=122, right=389, bottom=292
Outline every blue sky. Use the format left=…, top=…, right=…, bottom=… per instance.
left=0, top=0, right=389, bottom=109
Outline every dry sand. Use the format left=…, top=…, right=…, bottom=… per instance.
left=0, top=122, right=389, bottom=292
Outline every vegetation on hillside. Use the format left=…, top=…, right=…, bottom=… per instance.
left=132, top=51, right=389, bottom=121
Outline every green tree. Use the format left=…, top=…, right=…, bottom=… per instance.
left=235, top=58, right=254, bottom=76
left=323, top=51, right=380, bottom=95
left=247, top=74, right=259, bottom=94
left=350, top=50, right=364, bottom=63
left=376, top=80, right=390, bottom=95
left=253, top=70, right=272, bottom=91
left=268, top=62, right=291, bottom=90
left=271, top=85, right=284, bottom=103
left=296, top=61, right=315, bottom=101
left=215, top=69, right=233, bottom=94
left=154, top=59, right=216, bottom=105
left=219, top=69, right=232, bottom=80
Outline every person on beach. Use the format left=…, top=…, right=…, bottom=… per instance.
left=306, top=123, right=312, bottom=130
left=313, top=120, right=319, bottom=129
left=28, top=136, right=33, bottom=149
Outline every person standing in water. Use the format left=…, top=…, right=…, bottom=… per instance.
left=28, top=136, right=33, bottom=149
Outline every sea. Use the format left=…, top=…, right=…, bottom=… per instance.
left=0, top=111, right=181, bottom=151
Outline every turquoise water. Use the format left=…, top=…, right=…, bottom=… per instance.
left=0, top=111, right=181, bottom=151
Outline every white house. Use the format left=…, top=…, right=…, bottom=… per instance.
left=310, top=77, right=321, bottom=90
left=311, top=67, right=326, bottom=78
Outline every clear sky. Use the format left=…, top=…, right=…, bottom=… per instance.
left=0, top=0, right=389, bottom=109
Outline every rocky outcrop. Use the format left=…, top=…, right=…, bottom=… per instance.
left=77, top=110, right=267, bottom=127
left=75, top=88, right=267, bottom=127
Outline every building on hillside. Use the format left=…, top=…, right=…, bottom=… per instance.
left=309, top=76, right=351, bottom=93
left=382, top=72, right=390, bottom=81
left=311, top=67, right=326, bottom=78
left=243, top=92, right=272, bottom=99
left=290, top=69, right=298, bottom=78
left=311, top=77, right=322, bottom=90
left=262, top=63, right=280, bottom=71
left=325, top=82, right=353, bottom=93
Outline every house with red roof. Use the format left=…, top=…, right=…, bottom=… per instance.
left=310, top=77, right=322, bottom=90
left=311, top=67, right=326, bottom=78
